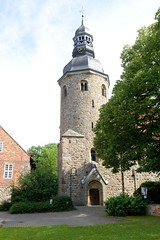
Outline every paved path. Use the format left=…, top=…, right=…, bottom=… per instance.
left=0, top=206, right=123, bottom=228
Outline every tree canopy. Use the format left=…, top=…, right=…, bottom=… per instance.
left=28, top=143, right=58, bottom=175
left=10, top=143, right=58, bottom=203
left=94, top=8, right=160, bottom=173
left=11, top=165, right=58, bottom=203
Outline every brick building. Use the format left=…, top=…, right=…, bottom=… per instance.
left=0, top=125, right=31, bottom=203
left=58, top=18, right=158, bottom=206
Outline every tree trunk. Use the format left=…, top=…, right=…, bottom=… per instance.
left=121, top=171, right=125, bottom=194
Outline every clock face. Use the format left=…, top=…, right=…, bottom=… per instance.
left=77, top=46, right=85, bottom=53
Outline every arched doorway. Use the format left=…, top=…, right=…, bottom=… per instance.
left=88, top=181, right=103, bottom=205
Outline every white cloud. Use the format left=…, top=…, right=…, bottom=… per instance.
left=0, top=0, right=159, bottom=150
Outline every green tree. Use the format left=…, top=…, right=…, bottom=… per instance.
left=28, top=143, right=58, bottom=175
left=11, top=165, right=58, bottom=203
left=94, top=9, right=160, bottom=178
left=93, top=93, right=140, bottom=192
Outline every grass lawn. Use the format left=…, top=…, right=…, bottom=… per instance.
left=0, top=216, right=160, bottom=240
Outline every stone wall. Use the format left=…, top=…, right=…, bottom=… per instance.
left=58, top=71, right=110, bottom=205
left=147, top=204, right=160, bottom=216
left=58, top=133, right=87, bottom=205
left=58, top=132, right=158, bottom=205
left=58, top=70, right=159, bottom=206
left=0, top=126, right=30, bottom=203
left=59, top=72, right=109, bottom=139
left=97, top=160, right=158, bottom=199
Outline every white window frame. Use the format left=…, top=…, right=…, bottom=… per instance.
left=0, top=142, right=3, bottom=153
left=4, top=164, right=13, bottom=179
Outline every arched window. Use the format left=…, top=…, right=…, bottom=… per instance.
left=102, top=84, right=106, bottom=97
left=81, top=80, right=88, bottom=91
left=81, top=82, right=83, bottom=91
left=63, top=86, right=67, bottom=97
left=91, top=149, right=96, bottom=162
left=85, top=82, right=88, bottom=91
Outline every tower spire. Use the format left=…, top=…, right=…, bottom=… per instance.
left=81, top=14, right=84, bottom=26
left=72, top=10, right=95, bottom=58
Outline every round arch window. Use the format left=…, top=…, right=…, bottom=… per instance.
left=102, top=84, right=106, bottom=97
left=81, top=80, right=88, bottom=91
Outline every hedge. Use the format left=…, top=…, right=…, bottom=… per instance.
left=9, top=195, right=74, bottom=214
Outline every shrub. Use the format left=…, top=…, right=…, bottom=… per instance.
left=126, top=195, right=146, bottom=215
left=105, top=194, right=129, bottom=216
left=136, top=181, right=160, bottom=204
left=51, top=195, right=74, bottom=212
left=0, top=201, right=12, bottom=211
left=105, top=194, right=146, bottom=217
left=9, top=196, right=74, bottom=214
left=9, top=201, right=51, bottom=214
left=11, top=165, right=58, bottom=203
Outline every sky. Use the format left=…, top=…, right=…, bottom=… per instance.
left=0, top=0, right=159, bottom=151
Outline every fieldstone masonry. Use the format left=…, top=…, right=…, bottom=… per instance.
left=147, top=204, right=160, bottom=216
left=58, top=20, right=158, bottom=206
left=60, top=72, right=109, bottom=138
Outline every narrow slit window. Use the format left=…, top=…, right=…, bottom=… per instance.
left=92, top=100, right=94, bottom=108
left=0, top=142, right=3, bottom=153
left=85, top=82, right=88, bottom=91
left=102, top=84, right=106, bottom=97
left=91, top=122, right=94, bottom=128
left=63, top=86, right=67, bottom=97
left=81, top=83, right=84, bottom=91
left=91, top=149, right=96, bottom=162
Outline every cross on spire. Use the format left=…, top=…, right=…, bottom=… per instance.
left=79, top=7, right=84, bottom=26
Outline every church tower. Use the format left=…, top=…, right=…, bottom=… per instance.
left=58, top=17, right=110, bottom=205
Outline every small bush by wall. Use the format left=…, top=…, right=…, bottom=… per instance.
left=0, top=201, right=12, bottom=211
left=105, top=194, right=146, bottom=217
left=9, top=196, right=74, bottom=214
left=51, top=195, right=73, bottom=212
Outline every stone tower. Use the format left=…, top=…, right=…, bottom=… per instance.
left=58, top=17, right=110, bottom=205
left=58, top=18, right=159, bottom=206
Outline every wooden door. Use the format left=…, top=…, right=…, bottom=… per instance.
left=89, top=189, right=99, bottom=205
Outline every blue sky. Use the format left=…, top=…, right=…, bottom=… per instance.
left=0, top=0, right=159, bottom=150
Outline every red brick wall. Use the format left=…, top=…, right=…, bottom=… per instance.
left=0, top=126, right=30, bottom=203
